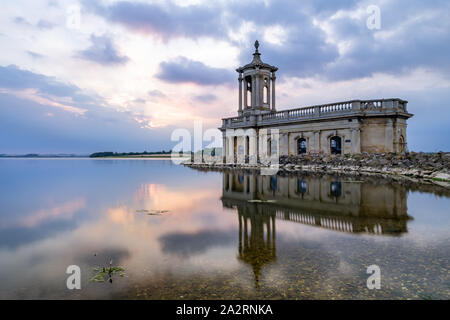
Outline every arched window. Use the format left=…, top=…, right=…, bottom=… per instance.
left=245, top=76, right=252, bottom=108
left=297, top=179, right=307, bottom=194
left=297, top=138, right=307, bottom=154
left=263, top=78, right=269, bottom=104
left=270, top=176, right=277, bottom=191
left=330, top=181, right=342, bottom=198
left=267, top=138, right=271, bottom=156
left=330, top=136, right=342, bottom=155
left=263, top=86, right=268, bottom=104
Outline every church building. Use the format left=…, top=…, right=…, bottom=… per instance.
left=220, top=41, right=413, bottom=165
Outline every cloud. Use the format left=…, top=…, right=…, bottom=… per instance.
left=322, top=0, right=450, bottom=80
left=2, top=0, right=450, bottom=153
left=13, top=17, right=55, bottom=30
left=36, top=19, right=55, bottom=30
left=192, top=94, right=217, bottom=103
left=83, top=0, right=344, bottom=79
left=148, top=89, right=166, bottom=98
left=77, top=34, right=129, bottom=66
left=83, top=0, right=224, bottom=39
left=0, top=91, right=174, bottom=154
left=84, top=0, right=450, bottom=82
left=0, top=64, right=92, bottom=103
left=13, top=16, right=31, bottom=26
left=156, top=57, right=233, bottom=85
left=0, top=65, right=175, bottom=153
left=26, top=51, right=44, bottom=59
left=159, top=229, right=234, bottom=257
left=133, top=98, right=146, bottom=104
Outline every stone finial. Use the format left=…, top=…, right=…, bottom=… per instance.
left=254, top=40, right=259, bottom=53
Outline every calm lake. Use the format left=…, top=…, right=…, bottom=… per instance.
left=0, top=159, right=449, bottom=299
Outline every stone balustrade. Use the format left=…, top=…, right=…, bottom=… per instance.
left=222, top=98, right=409, bottom=129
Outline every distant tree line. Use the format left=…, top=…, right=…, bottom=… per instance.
left=89, top=151, right=172, bottom=158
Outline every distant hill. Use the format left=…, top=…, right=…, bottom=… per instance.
left=89, top=151, right=173, bottom=158
left=0, top=154, right=85, bottom=158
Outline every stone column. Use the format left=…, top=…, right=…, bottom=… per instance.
left=228, top=136, right=234, bottom=158
left=280, top=133, right=289, bottom=156
left=227, top=136, right=233, bottom=163
left=222, top=134, right=226, bottom=164
left=222, top=172, right=227, bottom=192
left=255, top=75, right=260, bottom=107
left=251, top=76, right=256, bottom=108
left=271, top=72, right=276, bottom=111
left=243, top=135, right=248, bottom=163
left=257, top=131, right=262, bottom=161
left=255, top=129, right=260, bottom=164
left=238, top=73, right=243, bottom=114
left=249, top=134, right=257, bottom=164
left=244, top=78, right=248, bottom=109
left=313, top=131, right=320, bottom=154
left=351, top=129, right=361, bottom=154
left=249, top=175, right=256, bottom=194
left=384, top=119, right=394, bottom=152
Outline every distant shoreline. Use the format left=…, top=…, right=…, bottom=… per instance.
left=0, top=155, right=189, bottom=160
left=0, top=155, right=88, bottom=158
left=91, top=154, right=176, bottom=158
left=0, top=152, right=176, bottom=159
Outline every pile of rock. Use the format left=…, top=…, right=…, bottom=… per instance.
left=184, top=152, right=450, bottom=187
left=278, top=152, right=450, bottom=186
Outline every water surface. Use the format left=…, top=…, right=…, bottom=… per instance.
left=0, top=159, right=448, bottom=299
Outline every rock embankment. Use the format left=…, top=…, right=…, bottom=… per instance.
left=185, top=152, right=450, bottom=188
left=279, top=152, right=449, bottom=187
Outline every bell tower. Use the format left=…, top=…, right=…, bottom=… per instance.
left=236, top=40, right=278, bottom=116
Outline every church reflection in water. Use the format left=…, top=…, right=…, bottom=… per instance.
left=221, top=172, right=412, bottom=287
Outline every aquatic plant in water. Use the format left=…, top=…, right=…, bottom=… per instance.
left=89, top=260, right=126, bottom=283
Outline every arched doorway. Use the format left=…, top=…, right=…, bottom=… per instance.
left=399, top=135, right=406, bottom=152
left=297, top=138, right=307, bottom=154
left=330, top=136, right=342, bottom=155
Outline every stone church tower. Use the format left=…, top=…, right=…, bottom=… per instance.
left=236, top=40, right=278, bottom=116
left=220, top=41, right=413, bottom=165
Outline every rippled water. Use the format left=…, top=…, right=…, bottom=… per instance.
left=0, top=159, right=448, bottom=299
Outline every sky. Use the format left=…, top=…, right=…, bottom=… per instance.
left=0, top=0, right=449, bottom=154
